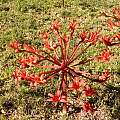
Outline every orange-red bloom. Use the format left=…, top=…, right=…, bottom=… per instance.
left=107, top=18, right=115, bottom=31
left=83, top=85, right=95, bottom=96
left=23, top=44, right=39, bottom=53
left=98, top=70, right=110, bottom=83
left=79, top=31, right=88, bottom=41
left=62, top=33, right=69, bottom=44
left=47, top=90, right=66, bottom=103
left=69, top=21, right=77, bottom=31
left=10, top=41, right=21, bottom=52
left=80, top=31, right=99, bottom=45
left=69, top=77, right=85, bottom=90
left=51, top=21, right=61, bottom=31
left=82, top=101, right=96, bottom=112
left=113, top=7, right=120, bottom=20
left=112, top=33, right=120, bottom=39
left=29, top=74, right=46, bottom=87
left=102, top=35, right=112, bottom=46
left=18, top=59, right=28, bottom=68
left=18, top=56, right=38, bottom=68
left=98, top=49, right=111, bottom=62
left=12, top=68, right=21, bottom=84
left=42, top=32, right=48, bottom=40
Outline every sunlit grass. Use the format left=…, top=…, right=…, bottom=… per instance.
left=0, top=0, right=120, bottom=119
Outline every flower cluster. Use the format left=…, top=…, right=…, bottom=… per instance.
left=12, top=68, right=46, bottom=87
left=102, top=7, right=120, bottom=48
left=10, top=8, right=119, bottom=113
left=107, top=8, right=120, bottom=30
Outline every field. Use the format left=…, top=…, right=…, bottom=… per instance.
left=0, top=0, right=120, bottom=120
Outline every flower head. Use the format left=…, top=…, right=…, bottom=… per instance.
left=12, top=68, right=19, bottom=79
left=23, top=44, right=38, bottom=53
left=98, top=49, right=111, bottom=62
left=113, top=7, right=120, bottom=20
left=29, top=74, right=46, bottom=87
left=69, top=77, right=85, bottom=90
left=79, top=31, right=88, bottom=41
left=82, top=101, right=96, bottom=112
left=20, top=70, right=28, bottom=80
left=83, top=85, right=95, bottom=96
left=102, top=35, right=112, bottom=46
left=18, top=56, right=38, bottom=68
left=69, top=21, right=77, bottom=31
left=107, top=18, right=115, bottom=31
left=114, top=21, right=120, bottom=27
left=18, top=58, right=28, bottom=68
left=42, top=32, right=48, bottom=40
left=98, top=70, right=110, bottom=83
left=62, top=33, right=69, bottom=44
left=80, top=31, right=99, bottom=45
left=27, top=56, right=38, bottom=64
left=10, top=41, right=21, bottom=52
left=12, top=68, right=23, bottom=84
left=47, top=90, right=66, bottom=103
left=51, top=21, right=61, bottom=32
left=112, top=33, right=120, bottom=39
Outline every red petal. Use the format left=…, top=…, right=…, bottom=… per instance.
left=56, top=90, right=61, bottom=96
left=48, top=93, right=54, bottom=97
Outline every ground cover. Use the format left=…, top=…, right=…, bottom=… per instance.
left=0, top=0, right=120, bottom=119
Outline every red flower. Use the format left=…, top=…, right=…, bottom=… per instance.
left=12, top=68, right=19, bottom=78
left=82, top=101, right=96, bottom=112
left=27, top=56, right=38, bottom=64
left=98, top=49, right=111, bottom=62
left=42, top=32, right=48, bottom=40
left=69, top=77, right=85, bottom=90
left=114, top=21, right=120, bottom=27
left=23, top=44, right=38, bottom=53
left=69, top=21, right=77, bottom=31
left=112, top=33, right=120, bottom=39
left=107, top=18, right=115, bottom=30
left=41, top=32, right=54, bottom=50
left=18, top=59, right=28, bottom=68
left=102, top=35, right=112, bottom=46
left=62, top=33, right=69, bottom=43
left=83, top=32, right=99, bottom=45
left=98, top=70, right=110, bottom=83
left=44, top=42, right=52, bottom=50
left=113, top=8, right=120, bottom=20
left=12, top=68, right=22, bottom=84
left=79, top=31, right=88, bottom=41
left=51, top=21, right=61, bottom=31
left=18, top=56, right=38, bottom=68
left=83, top=85, right=95, bottom=96
left=29, top=74, right=46, bottom=87
left=20, top=70, right=29, bottom=80
left=47, top=90, right=66, bottom=103
left=10, top=41, right=21, bottom=52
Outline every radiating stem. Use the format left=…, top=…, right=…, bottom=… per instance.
left=60, top=71, right=67, bottom=113
left=34, top=65, right=59, bottom=69
left=40, top=49, right=61, bottom=65
left=56, top=31, right=65, bottom=60
left=68, top=43, right=92, bottom=65
left=66, top=30, right=74, bottom=60
left=70, top=56, right=96, bottom=67
left=68, top=67, right=99, bottom=82
left=21, top=49, right=61, bottom=65
left=40, top=68, right=61, bottom=75
left=68, top=40, right=83, bottom=64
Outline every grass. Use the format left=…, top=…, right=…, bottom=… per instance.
left=0, top=0, right=120, bottom=119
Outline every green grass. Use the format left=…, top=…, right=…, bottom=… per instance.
left=0, top=0, right=120, bottom=119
